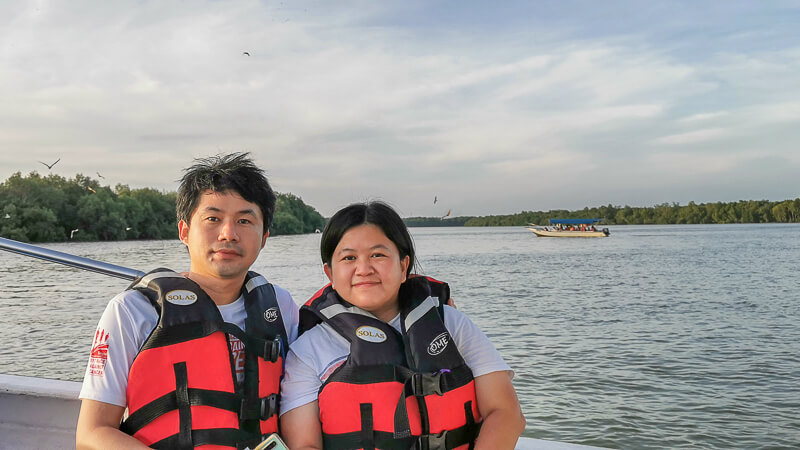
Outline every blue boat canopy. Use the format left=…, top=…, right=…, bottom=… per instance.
left=549, top=218, right=602, bottom=225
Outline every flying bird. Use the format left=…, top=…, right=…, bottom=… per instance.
left=434, top=196, right=437, bottom=204
left=38, top=158, right=60, bottom=170
left=87, top=186, right=96, bottom=194
left=242, top=51, right=250, bottom=56
left=3, top=213, right=10, bottom=219
left=441, top=209, right=451, bottom=220
left=70, top=229, right=79, bottom=239
left=96, top=172, right=105, bottom=179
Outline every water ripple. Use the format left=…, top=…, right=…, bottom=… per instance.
left=2, top=225, right=800, bottom=448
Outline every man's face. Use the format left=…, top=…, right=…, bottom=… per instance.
left=178, top=189, right=268, bottom=280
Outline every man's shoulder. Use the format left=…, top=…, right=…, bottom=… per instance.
left=110, top=288, right=151, bottom=306
left=269, top=283, right=298, bottom=312
left=106, top=288, right=159, bottom=323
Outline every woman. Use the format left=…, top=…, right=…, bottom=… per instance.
left=280, top=201, right=525, bottom=449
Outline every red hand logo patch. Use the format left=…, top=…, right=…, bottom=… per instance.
left=89, top=329, right=110, bottom=376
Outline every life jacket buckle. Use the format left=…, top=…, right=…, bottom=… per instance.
left=411, top=371, right=444, bottom=397
left=264, top=336, right=282, bottom=362
left=415, top=430, right=448, bottom=450
left=260, top=393, right=279, bottom=420
left=239, top=393, right=278, bottom=421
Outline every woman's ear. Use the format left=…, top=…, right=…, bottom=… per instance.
left=323, top=263, right=334, bottom=286
left=400, top=255, right=410, bottom=282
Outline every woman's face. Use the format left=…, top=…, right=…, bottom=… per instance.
left=324, top=223, right=410, bottom=322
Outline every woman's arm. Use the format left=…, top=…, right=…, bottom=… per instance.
left=280, top=400, right=324, bottom=450
left=76, top=399, right=150, bottom=449
left=473, top=371, right=526, bottom=450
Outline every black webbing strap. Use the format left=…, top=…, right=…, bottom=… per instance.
left=463, top=401, right=479, bottom=450
left=394, top=368, right=478, bottom=442
left=174, top=362, right=193, bottom=449
left=415, top=401, right=481, bottom=450
left=323, top=430, right=415, bottom=450
left=219, top=323, right=282, bottom=363
left=360, top=403, right=376, bottom=450
left=141, top=321, right=224, bottom=351
left=329, top=364, right=408, bottom=385
left=150, top=428, right=253, bottom=449
left=413, top=423, right=480, bottom=450
left=320, top=422, right=480, bottom=450
left=393, top=369, right=447, bottom=439
left=120, top=388, right=244, bottom=435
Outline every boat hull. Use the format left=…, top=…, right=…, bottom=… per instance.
left=0, top=374, right=606, bottom=450
left=528, top=228, right=609, bottom=238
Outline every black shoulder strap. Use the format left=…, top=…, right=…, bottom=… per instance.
left=399, top=277, right=465, bottom=373
left=298, top=284, right=334, bottom=336
left=242, top=271, right=288, bottom=356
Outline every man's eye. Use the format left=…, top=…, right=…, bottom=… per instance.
left=206, top=216, right=219, bottom=222
left=238, top=219, right=251, bottom=224
left=341, top=255, right=356, bottom=261
left=371, top=253, right=386, bottom=258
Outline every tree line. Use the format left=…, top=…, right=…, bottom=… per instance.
left=403, top=216, right=474, bottom=227
left=0, top=172, right=325, bottom=243
left=463, top=199, right=800, bottom=227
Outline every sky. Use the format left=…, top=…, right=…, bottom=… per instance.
left=1, top=0, right=799, bottom=218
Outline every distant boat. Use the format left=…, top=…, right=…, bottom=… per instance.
left=528, top=219, right=609, bottom=238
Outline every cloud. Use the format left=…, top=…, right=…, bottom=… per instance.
left=650, top=128, right=729, bottom=145
left=1, top=1, right=799, bottom=216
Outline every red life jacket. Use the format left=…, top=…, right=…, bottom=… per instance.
left=119, top=269, right=288, bottom=449
left=300, top=276, right=482, bottom=450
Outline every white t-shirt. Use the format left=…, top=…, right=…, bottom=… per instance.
left=280, top=304, right=512, bottom=415
left=79, top=283, right=299, bottom=408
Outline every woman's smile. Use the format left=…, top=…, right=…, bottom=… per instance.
left=324, top=224, right=409, bottom=322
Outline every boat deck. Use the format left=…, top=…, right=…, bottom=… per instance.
left=0, top=374, right=605, bottom=449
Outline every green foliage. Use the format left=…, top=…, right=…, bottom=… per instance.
left=463, top=199, right=800, bottom=227
left=404, top=216, right=474, bottom=227
left=0, top=172, right=325, bottom=242
left=272, top=193, right=325, bottom=235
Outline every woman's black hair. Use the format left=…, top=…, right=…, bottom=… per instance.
left=320, top=201, right=415, bottom=277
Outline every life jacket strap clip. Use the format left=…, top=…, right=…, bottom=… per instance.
left=414, top=430, right=447, bottom=450
left=411, top=370, right=447, bottom=397
left=264, top=336, right=282, bottom=362
left=239, top=393, right=279, bottom=421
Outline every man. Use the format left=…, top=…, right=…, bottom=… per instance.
left=76, top=153, right=299, bottom=449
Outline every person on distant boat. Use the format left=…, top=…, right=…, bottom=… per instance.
left=279, top=201, right=525, bottom=450
left=76, top=153, right=300, bottom=449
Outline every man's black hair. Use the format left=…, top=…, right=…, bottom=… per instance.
left=176, top=152, right=276, bottom=234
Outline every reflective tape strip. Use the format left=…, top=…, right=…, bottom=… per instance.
left=404, top=296, right=438, bottom=331
left=320, top=303, right=378, bottom=320
left=134, top=271, right=183, bottom=289
left=245, top=275, right=268, bottom=293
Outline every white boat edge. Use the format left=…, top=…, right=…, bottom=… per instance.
left=526, top=227, right=609, bottom=238
left=0, top=373, right=607, bottom=449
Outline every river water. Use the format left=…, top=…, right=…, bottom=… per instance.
left=1, top=224, right=798, bottom=449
